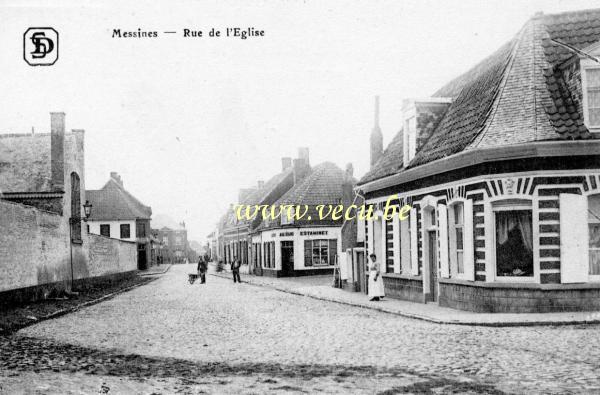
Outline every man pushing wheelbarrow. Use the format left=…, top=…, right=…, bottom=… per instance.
left=196, top=256, right=207, bottom=284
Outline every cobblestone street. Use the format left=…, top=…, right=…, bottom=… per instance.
left=3, top=264, right=600, bottom=394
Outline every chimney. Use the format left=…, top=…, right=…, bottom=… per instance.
left=281, top=157, right=292, bottom=172
left=50, top=112, right=65, bottom=191
left=370, top=96, right=383, bottom=169
left=297, top=147, right=310, bottom=167
left=402, top=98, right=452, bottom=167
left=345, top=163, right=354, bottom=179
left=257, top=180, right=265, bottom=189
left=293, top=158, right=310, bottom=185
left=110, top=172, right=124, bottom=187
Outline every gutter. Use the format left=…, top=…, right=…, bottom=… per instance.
left=357, top=140, right=600, bottom=194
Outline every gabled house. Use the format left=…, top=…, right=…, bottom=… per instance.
left=86, top=172, right=153, bottom=269
left=251, top=162, right=356, bottom=277
left=357, top=9, right=600, bottom=313
left=220, top=148, right=310, bottom=274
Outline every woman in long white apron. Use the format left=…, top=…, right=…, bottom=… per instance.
left=368, top=253, right=385, bottom=301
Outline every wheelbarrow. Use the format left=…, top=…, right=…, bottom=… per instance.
left=188, top=273, right=199, bottom=284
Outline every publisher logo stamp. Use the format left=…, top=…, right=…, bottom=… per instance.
left=23, top=28, right=59, bottom=66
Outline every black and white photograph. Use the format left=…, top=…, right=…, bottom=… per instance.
left=2, top=0, right=600, bottom=393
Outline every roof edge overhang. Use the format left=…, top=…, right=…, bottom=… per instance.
left=1, top=191, right=64, bottom=198
left=358, top=140, right=600, bottom=194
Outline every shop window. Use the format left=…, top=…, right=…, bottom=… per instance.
left=100, top=224, right=110, bottom=237
left=120, top=224, right=131, bottom=239
left=304, top=239, right=336, bottom=266
left=494, top=202, right=533, bottom=278
left=589, top=194, right=600, bottom=275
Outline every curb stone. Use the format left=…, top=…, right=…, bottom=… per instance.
left=2, top=277, right=156, bottom=336
left=208, top=273, right=600, bottom=327
left=138, top=264, right=173, bottom=276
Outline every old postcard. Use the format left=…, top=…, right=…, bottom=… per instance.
left=2, top=0, right=600, bottom=393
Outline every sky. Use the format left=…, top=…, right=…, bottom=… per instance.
left=1, top=0, right=598, bottom=242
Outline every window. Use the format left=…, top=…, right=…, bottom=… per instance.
left=163, top=236, right=169, bottom=246
left=450, top=203, right=465, bottom=275
left=304, top=239, right=336, bottom=266
left=494, top=208, right=533, bottom=278
left=70, top=172, right=82, bottom=242
left=175, top=236, right=183, bottom=246
left=100, top=224, right=110, bottom=237
left=120, top=224, right=131, bottom=239
left=137, top=222, right=146, bottom=237
left=589, top=194, right=600, bottom=275
left=263, top=242, right=275, bottom=268
left=584, top=68, right=600, bottom=129
left=400, top=210, right=412, bottom=275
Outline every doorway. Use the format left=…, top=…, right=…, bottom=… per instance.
left=138, top=244, right=148, bottom=270
left=428, top=230, right=438, bottom=302
left=281, top=241, right=294, bottom=276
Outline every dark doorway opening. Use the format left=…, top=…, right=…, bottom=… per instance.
left=281, top=241, right=294, bottom=276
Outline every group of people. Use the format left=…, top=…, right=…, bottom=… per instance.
left=195, top=252, right=384, bottom=301
left=196, top=255, right=242, bottom=284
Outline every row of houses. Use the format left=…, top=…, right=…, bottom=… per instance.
left=216, top=8, right=600, bottom=313
left=215, top=148, right=357, bottom=277
left=85, top=173, right=198, bottom=266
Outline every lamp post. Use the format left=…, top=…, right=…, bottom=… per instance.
left=69, top=200, right=93, bottom=291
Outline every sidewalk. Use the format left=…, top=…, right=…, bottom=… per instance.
left=138, top=264, right=172, bottom=276
left=210, top=271, right=600, bottom=327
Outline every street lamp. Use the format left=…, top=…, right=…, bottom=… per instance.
left=83, top=200, right=93, bottom=220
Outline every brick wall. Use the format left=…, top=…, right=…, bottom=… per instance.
left=88, top=234, right=137, bottom=276
left=0, top=198, right=138, bottom=296
left=0, top=199, right=69, bottom=293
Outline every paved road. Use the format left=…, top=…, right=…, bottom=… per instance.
left=2, top=264, right=600, bottom=394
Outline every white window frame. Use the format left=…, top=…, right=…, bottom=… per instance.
left=581, top=58, right=600, bottom=133
left=588, top=193, right=600, bottom=282
left=400, top=208, right=413, bottom=275
left=449, top=201, right=467, bottom=279
left=492, top=200, right=536, bottom=283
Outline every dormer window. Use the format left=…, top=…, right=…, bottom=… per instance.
left=580, top=42, right=600, bottom=133
left=584, top=68, right=600, bottom=130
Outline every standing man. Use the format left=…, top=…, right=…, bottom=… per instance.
left=232, top=256, right=241, bottom=283
left=197, top=255, right=207, bottom=284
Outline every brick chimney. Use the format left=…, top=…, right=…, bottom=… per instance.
left=110, top=172, right=123, bottom=187
left=297, top=147, right=310, bottom=167
left=293, top=147, right=311, bottom=185
left=402, top=98, right=451, bottom=167
left=281, top=157, right=292, bottom=172
left=370, top=96, right=383, bottom=169
left=50, top=112, right=65, bottom=191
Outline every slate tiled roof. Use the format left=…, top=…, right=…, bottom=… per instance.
left=540, top=8, right=600, bottom=138
left=224, top=168, right=294, bottom=229
left=359, top=8, right=600, bottom=186
left=86, top=179, right=152, bottom=221
left=258, top=162, right=355, bottom=229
